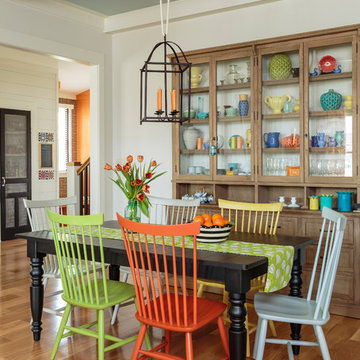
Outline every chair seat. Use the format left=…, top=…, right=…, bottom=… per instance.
left=63, top=279, right=135, bottom=309
left=136, top=294, right=227, bottom=332
left=254, top=292, right=329, bottom=325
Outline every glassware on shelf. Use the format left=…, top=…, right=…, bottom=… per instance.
left=225, top=64, right=241, bottom=84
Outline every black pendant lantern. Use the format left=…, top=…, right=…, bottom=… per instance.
left=140, top=1, right=191, bottom=124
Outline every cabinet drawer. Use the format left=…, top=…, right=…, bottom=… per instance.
left=303, top=244, right=354, bottom=272
left=303, top=270, right=355, bottom=304
left=276, top=216, right=298, bottom=236
left=302, top=217, right=354, bottom=245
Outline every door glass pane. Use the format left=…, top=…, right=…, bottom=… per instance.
left=216, top=58, right=251, bottom=176
left=308, top=43, right=352, bottom=177
left=5, top=198, right=15, bottom=228
left=4, top=114, right=27, bottom=178
left=261, top=51, right=300, bottom=177
left=18, top=197, right=28, bottom=227
left=180, top=62, right=210, bottom=175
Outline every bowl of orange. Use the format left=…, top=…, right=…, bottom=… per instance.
left=193, top=213, right=233, bottom=243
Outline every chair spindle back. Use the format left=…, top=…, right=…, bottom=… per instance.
left=218, top=199, right=283, bottom=235
left=307, top=207, right=347, bottom=320
left=117, top=213, right=201, bottom=327
left=47, top=210, right=108, bottom=306
left=24, top=197, right=77, bottom=274
left=148, top=196, right=200, bottom=225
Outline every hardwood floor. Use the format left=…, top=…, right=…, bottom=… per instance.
left=1, top=239, right=360, bottom=359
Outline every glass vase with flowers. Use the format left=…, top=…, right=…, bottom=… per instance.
left=104, top=155, right=165, bottom=221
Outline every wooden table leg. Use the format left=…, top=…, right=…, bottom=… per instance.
left=289, top=256, right=303, bottom=355
left=109, top=264, right=120, bottom=281
left=30, top=255, right=44, bottom=341
left=228, top=292, right=247, bottom=360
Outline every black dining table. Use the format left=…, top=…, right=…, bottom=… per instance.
left=18, top=220, right=316, bottom=360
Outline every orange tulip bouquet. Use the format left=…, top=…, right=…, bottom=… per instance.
left=104, top=155, right=165, bottom=221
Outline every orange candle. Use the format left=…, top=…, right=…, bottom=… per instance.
left=157, top=89, right=162, bottom=111
left=171, top=89, right=176, bottom=111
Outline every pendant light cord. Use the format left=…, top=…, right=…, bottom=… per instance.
left=160, top=0, right=170, bottom=36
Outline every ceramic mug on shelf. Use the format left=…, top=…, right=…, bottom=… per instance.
left=263, top=132, right=280, bottom=148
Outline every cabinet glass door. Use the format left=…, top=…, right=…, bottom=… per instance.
left=260, top=48, right=301, bottom=179
left=215, top=56, right=252, bottom=179
left=179, top=61, right=210, bottom=177
left=306, top=39, right=355, bottom=179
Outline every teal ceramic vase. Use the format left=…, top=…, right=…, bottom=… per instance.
left=320, top=89, right=342, bottom=110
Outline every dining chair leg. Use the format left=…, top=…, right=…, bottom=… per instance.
left=197, top=283, right=204, bottom=297
left=97, top=309, right=105, bottom=360
left=255, top=318, right=267, bottom=360
left=314, top=325, right=331, bottom=360
left=217, top=316, right=230, bottom=358
left=268, top=320, right=277, bottom=337
left=165, top=330, right=172, bottom=353
left=185, top=332, right=193, bottom=360
left=111, top=304, right=120, bottom=325
left=253, top=317, right=262, bottom=359
left=131, top=324, right=147, bottom=360
left=50, top=303, right=72, bottom=360
left=122, top=272, right=129, bottom=283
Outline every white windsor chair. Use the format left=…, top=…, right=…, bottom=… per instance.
left=253, top=206, right=347, bottom=360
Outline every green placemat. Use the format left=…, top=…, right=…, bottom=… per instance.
left=75, top=226, right=294, bottom=292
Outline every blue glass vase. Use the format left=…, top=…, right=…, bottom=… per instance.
left=124, top=200, right=141, bottom=222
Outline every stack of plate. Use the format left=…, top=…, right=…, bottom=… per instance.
left=197, top=225, right=232, bottom=243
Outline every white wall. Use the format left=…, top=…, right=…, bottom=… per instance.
left=0, top=46, right=58, bottom=200
left=112, top=0, right=360, bottom=216
left=0, top=0, right=113, bottom=217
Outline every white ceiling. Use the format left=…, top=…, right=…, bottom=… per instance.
left=58, top=60, right=90, bottom=97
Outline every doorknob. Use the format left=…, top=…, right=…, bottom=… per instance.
left=1, top=177, right=5, bottom=188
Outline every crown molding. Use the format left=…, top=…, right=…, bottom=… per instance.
left=104, top=0, right=282, bottom=34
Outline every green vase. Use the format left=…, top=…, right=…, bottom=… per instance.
left=124, top=200, right=141, bottom=222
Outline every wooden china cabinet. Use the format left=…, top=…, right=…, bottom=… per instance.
left=171, top=24, right=360, bottom=318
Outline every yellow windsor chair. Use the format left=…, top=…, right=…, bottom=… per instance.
left=197, top=199, right=283, bottom=356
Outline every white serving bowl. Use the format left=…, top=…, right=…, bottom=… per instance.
left=197, top=225, right=232, bottom=243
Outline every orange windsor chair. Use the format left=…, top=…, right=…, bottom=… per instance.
left=116, top=213, right=229, bottom=360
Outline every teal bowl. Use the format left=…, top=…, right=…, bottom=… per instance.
left=197, top=112, right=209, bottom=119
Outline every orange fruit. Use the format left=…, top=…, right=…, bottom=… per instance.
left=193, top=216, right=204, bottom=225
left=213, top=218, right=225, bottom=227
left=212, top=213, right=223, bottom=222
left=202, top=214, right=212, bottom=222
left=223, top=218, right=230, bottom=225
left=203, top=220, right=213, bottom=227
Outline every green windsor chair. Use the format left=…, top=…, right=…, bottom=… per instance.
left=47, top=210, right=151, bottom=360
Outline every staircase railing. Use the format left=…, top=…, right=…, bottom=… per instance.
left=77, top=157, right=90, bottom=215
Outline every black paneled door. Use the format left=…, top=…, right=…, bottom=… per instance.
left=0, top=109, right=31, bottom=240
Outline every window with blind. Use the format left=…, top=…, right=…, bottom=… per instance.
left=58, top=105, right=72, bottom=171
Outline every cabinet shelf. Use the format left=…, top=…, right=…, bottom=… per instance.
left=219, top=149, right=251, bottom=154
left=180, top=149, right=209, bottom=155
left=309, top=146, right=346, bottom=154
left=183, top=118, right=209, bottom=126
left=262, top=78, right=299, bottom=86
left=216, top=82, right=251, bottom=91
left=263, top=113, right=299, bottom=120
left=263, top=147, right=300, bottom=153
left=309, top=72, right=352, bottom=82
left=309, top=110, right=350, bottom=117
left=218, top=115, right=251, bottom=122
left=182, top=86, right=209, bottom=94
